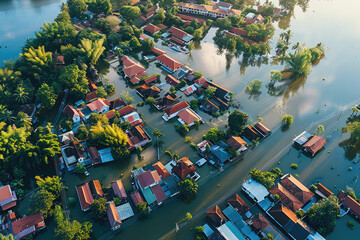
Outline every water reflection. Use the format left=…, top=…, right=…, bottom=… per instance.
left=267, top=75, right=308, bottom=104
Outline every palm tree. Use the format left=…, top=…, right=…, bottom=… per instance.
left=280, top=30, right=293, bottom=44
left=153, top=128, right=164, bottom=147
left=15, top=87, right=29, bottom=104
left=15, top=112, right=32, bottom=129
left=0, top=105, right=15, bottom=124
left=78, top=38, right=105, bottom=65
left=351, top=106, right=359, bottom=117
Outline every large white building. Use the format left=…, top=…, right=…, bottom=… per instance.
left=178, top=1, right=242, bottom=19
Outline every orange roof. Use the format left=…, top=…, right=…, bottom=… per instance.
left=129, top=0, right=139, bottom=5
left=226, top=136, right=246, bottom=150
left=269, top=203, right=298, bottom=226
left=156, top=54, right=182, bottom=71
left=117, top=105, right=134, bottom=117
left=11, top=213, right=44, bottom=235
left=342, top=195, right=360, bottom=218
left=151, top=47, right=166, bottom=56
left=172, top=157, right=197, bottom=179
left=143, top=23, right=161, bottom=35
left=316, top=183, right=333, bottom=197
left=0, top=185, right=13, bottom=202
left=269, top=183, right=304, bottom=212
left=194, top=77, right=206, bottom=85
left=107, top=201, right=121, bottom=228
left=153, top=161, right=171, bottom=179
left=76, top=182, right=94, bottom=211
left=280, top=173, right=314, bottom=204
left=91, top=180, right=104, bottom=198
left=169, top=26, right=189, bottom=39
left=206, top=205, right=227, bottom=226
left=123, top=63, right=145, bottom=78
left=163, top=100, right=189, bottom=116
left=177, top=109, right=200, bottom=125
left=165, top=74, right=181, bottom=86
left=112, top=179, right=127, bottom=199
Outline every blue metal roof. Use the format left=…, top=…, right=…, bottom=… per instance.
left=222, top=205, right=247, bottom=230
left=210, top=145, right=232, bottom=163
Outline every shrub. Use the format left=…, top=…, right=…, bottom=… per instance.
left=68, top=197, right=76, bottom=207
left=309, top=184, right=318, bottom=193
left=282, top=115, right=293, bottom=127
left=113, top=197, right=121, bottom=206
left=290, top=163, right=298, bottom=169
left=347, top=220, right=355, bottom=229
left=295, top=210, right=306, bottom=218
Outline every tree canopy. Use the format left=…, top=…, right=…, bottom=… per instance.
left=228, top=110, right=249, bottom=133
left=178, top=178, right=198, bottom=198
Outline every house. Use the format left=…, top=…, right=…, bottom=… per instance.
left=338, top=191, right=360, bottom=219
left=88, top=146, right=100, bottom=165
left=123, top=63, right=146, bottom=79
left=303, top=136, right=326, bottom=156
left=143, top=23, right=161, bottom=35
left=89, top=180, right=104, bottom=199
left=207, top=81, right=231, bottom=101
left=88, top=79, right=98, bottom=91
left=135, top=170, right=161, bottom=190
left=61, top=139, right=88, bottom=171
left=178, top=2, right=242, bottom=19
left=80, top=99, right=110, bottom=120
left=0, top=185, right=17, bottom=211
left=140, top=4, right=158, bottom=21
left=121, top=55, right=137, bottom=67
left=76, top=182, right=94, bottom=211
left=163, top=100, right=190, bottom=121
left=64, top=105, right=81, bottom=123
left=11, top=213, right=46, bottom=240
left=136, top=84, right=161, bottom=99
left=269, top=183, right=304, bottom=212
left=176, top=13, right=206, bottom=23
left=315, top=183, right=333, bottom=198
left=226, top=136, right=247, bottom=153
left=168, top=26, right=193, bottom=45
left=150, top=184, right=167, bottom=204
left=110, top=98, right=127, bottom=110
left=217, top=221, right=246, bottom=240
left=85, top=91, right=97, bottom=103
left=248, top=213, right=270, bottom=236
left=210, top=145, right=232, bottom=164
left=116, top=202, right=135, bottom=221
left=130, top=189, right=144, bottom=206
left=121, top=111, right=143, bottom=127
left=254, top=122, right=271, bottom=137
left=127, top=125, right=152, bottom=148
left=144, top=74, right=159, bottom=85
left=172, top=157, right=198, bottom=180
left=245, top=13, right=264, bottom=25
left=243, top=125, right=263, bottom=141
left=194, top=77, right=207, bottom=88
left=99, top=147, right=114, bottom=163
left=153, top=161, right=171, bottom=179
left=197, top=140, right=212, bottom=153
left=269, top=203, right=298, bottom=227
left=111, top=179, right=127, bottom=200
left=156, top=23, right=167, bottom=30
left=156, top=54, right=182, bottom=73
left=154, top=93, right=178, bottom=110
left=206, top=205, right=227, bottom=227
left=177, top=108, right=202, bottom=126
left=229, top=27, right=247, bottom=37
left=184, top=84, right=197, bottom=96
left=151, top=47, right=166, bottom=56
left=242, top=178, right=269, bottom=202
left=107, top=201, right=122, bottom=230
left=293, top=131, right=312, bottom=147
left=117, top=105, right=135, bottom=117
left=201, top=99, right=220, bottom=113
left=165, top=74, right=181, bottom=86
left=227, top=194, right=250, bottom=215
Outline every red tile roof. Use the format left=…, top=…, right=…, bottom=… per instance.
left=156, top=54, right=182, bottom=71
left=87, top=99, right=110, bottom=112
left=11, top=213, right=44, bottom=236
left=176, top=13, right=205, bottom=23
left=85, top=91, right=97, bottom=103
left=170, top=36, right=185, bottom=46
left=107, top=201, right=121, bottom=228
left=90, top=180, right=104, bottom=199
left=206, top=205, right=227, bottom=226
left=117, top=105, right=134, bottom=117
left=229, top=27, right=247, bottom=36
left=163, top=100, right=189, bottom=116
left=303, top=136, right=327, bottom=155
left=112, top=179, right=127, bottom=199
left=255, top=122, right=271, bottom=135
left=151, top=47, right=166, bottom=56
left=144, top=75, right=158, bottom=84
left=0, top=185, right=13, bottom=202
left=130, top=190, right=144, bottom=206
left=165, top=74, right=180, bottom=86
left=121, top=55, right=137, bottom=67
left=156, top=23, right=167, bottom=30
left=123, top=63, right=145, bottom=78
left=76, top=182, right=94, bottom=211
left=151, top=184, right=167, bottom=203
left=136, top=170, right=159, bottom=189
left=110, top=98, right=126, bottom=109
left=143, top=23, right=161, bottom=35
left=226, top=136, right=247, bottom=150
left=194, top=77, right=206, bottom=85
left=169, top=26, right=189, bottom=39
left=88, top=146, right=100, bottom=164
left=280, top=173, right=314, bottom=204
left=342, top=195, right=360, bottom=218
left=227, top=194, right=250, bottom=215
left=130, top=76, right=140, bottom=85
left=250, top=213, right=270, bottom=233
left=64, top=105, right=79, bottom=119
left=269, top=183, right=304, bottom=212
left=172, top=157, right=196, bottom=179
left=177, top=108, right=200, bottom=125
left=153, top=161, right=171, bottom=179
left=316, top=183, right=333, bottom=197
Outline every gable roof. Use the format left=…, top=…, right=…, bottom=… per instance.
left=11, top=213, right=44, bottom=236
left=226, top=136, right=247, bottom=150
left=229, top=27, right=247, bottom=36
left=170, top=36, right=185, bottom=46
left=76, top=182, right=94, bottom=211
left=207, top=81, right=230, bottom=99
left=169, top=26, right=189, bottom=39
left=117, top=105, right=135, bottom=117
left=194, top=77, right=206, bottom=86
left=227, top=194, right=250, bottom=215
left=110, top=98, right=126, bottom=109
left=156, top=54, right=182, bottom=71
left=269, top=183, right=304, bottom=212
left=121, top=55, right=137, bottom=67
left=144, top=75, right=159, bottom=84
left=123, top=63, right=145, bottom=77
left=153, top=161, right=171, bottom=179
left=151, top=47, right=166, bottom=56
left=136, top=84, right=161, bottom=98
left=88, top=146, right=100, bottom=164
left=206, top=205, right=227, bottom=226
left=172, top=157, right=196, bottom=179
left=64, top=105, right=79, bottom=119
left=90, top=180, right=104, bottom=199
left=0, top=185, right=13, bottom=203
left=269, top=203, right=298, bottom=227
left=130, top=189, right=144, bottom=206
left=343, top=195, right=360, bottom=217
left=280, top=173, right=314, bottom=204
left=85, top=91, right=97, bottom=103
left=177, top=108, right=200, bottom=125
left=150, top=184, right=167, bottom=203
left=303, top=136, right=326, bottom=155
left=316, top=183, right=333, bottom=197
left=255, top=122, right=271, bottom=135
left=87, top=99, right=110, bottom=112
left=136, top=170, right=159, bottom=189
left=163, top=100, right=189, bottom=116
left=112, top=179, right=127, bottom=199
left=249, top=213, right=269, bottom=233
left=143, top=23, right=161, bottom=34
left=107, top=201, right=122, bottom=228
left=165, top=74, right=181, bottom=86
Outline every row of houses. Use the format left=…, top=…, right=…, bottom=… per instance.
left=178, top=1, right=242, bottom=19
left=242, top=174, right=326, bottom=240
left=293, top=131, right=327, bottom=156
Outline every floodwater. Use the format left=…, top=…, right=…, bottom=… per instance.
left=3, top=0, right=360, bottom=239
left=0, top=0, right=65, bottom=64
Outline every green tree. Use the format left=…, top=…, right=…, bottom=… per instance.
left=88, top=113, right=109, bottom=125
left=77, top=124, right=89, bottom=140
left=182, top=212, right=192, bottom=222
left=351, top=106, right=359, bottom=116
left=282, top=115, right=293, bottom=128
left=55, top=10, right=71, bottom=23
left=246, top=79, right=262, bottom=94
left=190, top=99, right=198, bottom=111
left=136, top=202, right=149, bottom=218
left=121, top=91, right=134, bottom=104
left=178, top=178, right=198, bottom=198
left=59, top=64, right=89, bottom=98
left=315, top=125, right=325, bottom=135
left=228, top=110, right=249, bottom=133
left=95, top=18, right=112, bottom=34
left=96, top=86, right=107, bottom=98
left=141, top=38, right=155, bottom=54
left=68, top=0, right=88, bottom=19
left=90, top=197, right=107, bottom=220
left=120, top=6, right=141, bottom=22
left=153, top=8, right=165, bottom=23
left=14, top=86, right=29, bottom=104
left=215, top=18, right=232, bottom=30
left=15, top=112, right=32, bottom=129
left=20, top=46, right=53, bottom=80
left=203, top=128, right=226, bottom=143
left=35, top=175, right=66, bottom=199
left=88, top=0, right=112, bottom=15
left=78, top=38, right=106, bottom=65
left=204, top=86, right=216, bottom=99
left=175, top=124, right=190, bottom=135
left=249, top=168, right=282, bottom=190
left=194, top=226, right=205, bottom=240
left=193, top=29, right=203, bottom=40
left=284, top=47, right=312, bottom=78
left=36, top=83, right=57, bottom=109
left=54, top=205, right=92, bottom=240
left=0, top=105, right=15, bottom=124
left=75, top=162, right=87, bottom=175
left=307, top=195, right=340, bottom=236
left=270, top=70, right=282, bottom=82
left=29, top=189, right=55, bottom=219
left=153, top=128, right=164, bottom=147
left=0, top=234, right=15, bottom=240
left=129, top=37, right=141, bottom=49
